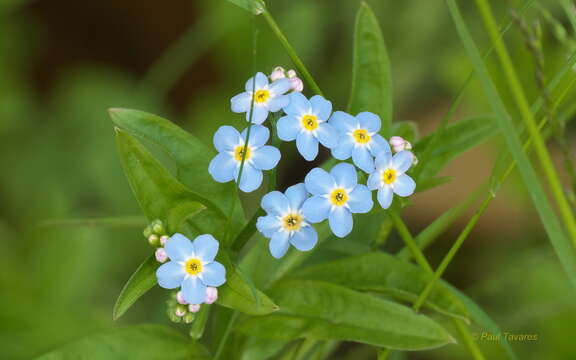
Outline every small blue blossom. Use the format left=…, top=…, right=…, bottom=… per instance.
left=208, top=125, right=281, bottom=193
left=276, top=93, right=339, bottom=161
left=329, top=111, right=391, bottom=173
left=367, top=151, right=416, bottom=209
left=230, top=72, right=291, bottom=125
left=156, top=233, right=226, bottom=305
left=301, top=163, right=373, bottom=238
left=256, top=183, right=318, bottom=259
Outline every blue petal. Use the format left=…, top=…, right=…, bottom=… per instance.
left=209, top=153, right=237, bottom=183
left=245, top=106, right=268, bottom=125
left=377, top=186, right=393, bottom=209
left=331, top=136, right=354, bottom=160
left=283, top=92, right=310, bottom=115
left=181, top=276, right=207, bottom=305
left=165, top=233, right=195, bottom=262
left=193, top=234, right=219, bottom=263
left=357, top=112, right=381, bottom=133
left=200, top=261, right=226, bottom=287
left=302, top=196, right=331, bottom=223
left=304, top=168, right=335, bottom=195
left=329, top=111, right=358, bottom=133
left=242, top=124, right=269, bottom=148
left=310, top=95, right=332, bottom=120
left=375, top=151, right=393, bottom=170
left=352, top=146, right=375, bottom=173
left=245, top=72, right=268, bottom=92
left=367, top=171, right=381, bottom=190
left=393, top=174, right=416, bottom=197
left=369, top=134, right=391, bottom=157
left=256, top=215, right=280, bottom=238
left=330, top=162, right=357, bottom=189
left=213, top=126, right=241, bottom=152
left=156, top=261, right=185, bottom=289
left=392, top=151, right=413, bottom=173
left=296, top=132, right=319, bottom=161
left=251, top=145, right=280, bottom=170
left=236, top=163, right=263, bottom=193
left=231, top=92, right=251, bottom=113
left=290, top=226, right=318, bottom=251
left=285, top=183, right=309, bottom=210
left=269, top=231, right=290, bottom=259
left=316, top=122, right=339, bottom=149
left=261, top=191, right=290, bottom=215
left=277, top=115, right=300, bottom=141
left=329, top=207, right=353, bottom=238
left=267, top=95, right=290, bottom=112
left=269, top=78, right=291, bottom=96
left=347, top=185, right=373, bottom=214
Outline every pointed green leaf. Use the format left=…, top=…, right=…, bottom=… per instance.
left=291, top=252, right=468, bottom=321
left=113, top=255, right=158, bottom=320
left=238, top=280, right=454, bottom=350
left=35, top=324, right=209, bottom=360
left=225, top=0, right=264, bottom=14
left=348, top=2, right=393, bottom=137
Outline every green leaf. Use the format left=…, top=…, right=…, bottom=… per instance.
left=115, top=128, right=207, bottom=234
left=391, top=121, right=419, bottom=142
left=226, top=0, right=264, bottom=14
left=238, top=280, right=454, bottom=350
left=110, top=109, right=244, bottom=241
left=35, top=324, right=209, bottom=360
left=217, top=252, right=279, bottom=315
left=414, top=115, right=496, bottom=181
left=291, top=252, right=468, bottom=321
left=348, top=2, right=393, bottom=137
left=113, top=255, right=158, bottom=320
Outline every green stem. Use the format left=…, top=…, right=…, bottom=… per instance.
left=261, top=8, right=324, bottom=97
left=213, top=311, right=239, bottom=360
left=475, top=0, right=576, bottom=244
left=454, top=320, right=486, bottom=360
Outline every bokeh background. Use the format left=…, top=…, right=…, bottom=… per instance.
left=1, top=0, right=575, bottom=359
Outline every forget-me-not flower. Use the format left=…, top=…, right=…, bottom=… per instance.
left=277, top=93, right=339, bottom=161
left=367, top=151, right=416, bottom=209
left=209, top=125, right=280, bottom=193
left=301, top=163, right=373, bottom=238
left=256, top=183, right=318, bottom=259
left=230, top=72, right=291, bottom=125
left=330, top=111, right=390, bottom=173
left=156, top=234, right=226, bottom=305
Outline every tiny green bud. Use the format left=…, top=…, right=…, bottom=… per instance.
left=148, top=234, right=159, bottom=247
left=175, top=304, right=187, bottom=317
left=143, top=226, right=152, bottom=238
left=152, top=223, right=165, bottom=235
left=183, top=312, right=195, bottom=324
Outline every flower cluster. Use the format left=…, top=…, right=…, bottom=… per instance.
left=209, top=69, right=418, bottom=259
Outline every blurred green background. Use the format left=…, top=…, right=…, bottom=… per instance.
left=1, top=0, right=575, bottom=359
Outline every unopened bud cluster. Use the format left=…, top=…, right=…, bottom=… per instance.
left=143, top=219, right=170, bottom=262
left=389, top=136, right=418, bottom=165
left=166, top=287, right=218, bottom=324
left=269, top=66, right=303, bottom=92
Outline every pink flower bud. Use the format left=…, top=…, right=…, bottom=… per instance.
left=189, top=304, right=201, bottom=313
left=160, top=235, right=169, bottom=246
left=287, top=69, right=297, bottom=78
left=289, top=77, right=304, bottom=92
left=155, top=248, right=167, bottom=263
left=175, top=306, right=186, bottom=317
left=270, top=66, right=286, bottom=81
left=389, top=136, right=410, bottom=153
left=176, top=291, right=188, bottom=305
left=205, top=287, right=218, bottom=304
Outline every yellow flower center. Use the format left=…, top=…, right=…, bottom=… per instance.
left=234, top=145, right=251, bottom=161
left=254, top=89, right=270, bottom=103
left=329, top=188, right=349, bottom=206
left=184, top=258, right=203, bottom=276
left=382, top=168, right=397, bottom=185
left=282, top=213, right=303, bottom=231
left=301, top=114, right=318, bottom=131
left=353, top=129, right=371, bottom=144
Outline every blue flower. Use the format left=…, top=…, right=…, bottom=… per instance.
left=256, top=183, right=318, bottom=258
left=208, top=125, right=281, bottom=193
left=367, top=151, right=416, bottom=209
left=276, top=93, right=339, bottom=161
left=230, top=72, right=291, bottom=125
left=329, top=111, right=391, bottom=173
left=156, top=233, right=226, bottom=305
left=301, top=163, right=373, bottom=238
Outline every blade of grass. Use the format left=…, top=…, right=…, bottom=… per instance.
left=474, top=0, right=576, bottom=244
